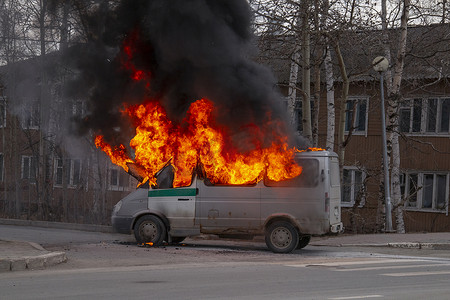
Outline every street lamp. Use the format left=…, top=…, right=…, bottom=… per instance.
left=372, top=56, right=393, bottom=232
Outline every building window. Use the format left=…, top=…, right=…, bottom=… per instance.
left=345, top=97, right=368, bottom=134
left=0, top=153, right=4, bottom=181
left=109, top=167, right=130, bottom=191
left=22, top=155, right=37, bottom=182
left=341, top=167, right=366, bottom=207
left=0, top=97, right=6, bottom=128
left=54, top=158, right=82, bottom=187
left=400, top=97, right=450, bottom=135
left=403, top=172, right=449, bottom=212
left=21, top=100, right=40, bottom=129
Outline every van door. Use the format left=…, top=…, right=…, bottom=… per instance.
left=328, top=156, right=341, bottom=226
left=196, top=180, right=261, bottom=231
left=149, top=185, right=197, bottom=229
left=149, top=165, right=197, bottom=231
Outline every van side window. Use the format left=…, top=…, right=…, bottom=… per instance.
left=264, top=158, right=319, bottom=187
left=330, top=161, right=340, bottom=187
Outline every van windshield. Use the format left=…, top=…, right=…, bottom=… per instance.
left=264, top=158, right=319, bottom=188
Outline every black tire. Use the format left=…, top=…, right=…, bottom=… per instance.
left=134, top=215, right=166, bottom=246
left=169, top=236, right=186, bottom=244
left=296, top=235, right=311, bottom=249
left=265, top=221, right=299, bottom=253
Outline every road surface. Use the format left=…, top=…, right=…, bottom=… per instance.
left=1, top=224, right=450, bottom=299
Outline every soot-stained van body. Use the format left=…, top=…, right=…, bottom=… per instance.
left=112, top=150, right=343, bottom=253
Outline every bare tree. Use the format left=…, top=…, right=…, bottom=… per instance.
left=379, top=0, right=410, bottom=233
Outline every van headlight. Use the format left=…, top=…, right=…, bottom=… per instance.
left=112, top=200, right=123, bottom=215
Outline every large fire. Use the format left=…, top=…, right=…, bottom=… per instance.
left=95, top=98, right=306, bottom=187
left=94, top=32, right=321, bottom=188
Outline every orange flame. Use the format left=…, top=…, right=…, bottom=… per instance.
left=296, top=147, right=326, bottom=152
left=95, top=99, right=318, bottom=187
left=94, top=135, right=133, bottom=172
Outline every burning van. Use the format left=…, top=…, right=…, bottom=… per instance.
left=112, top=150, right=343, bottom=253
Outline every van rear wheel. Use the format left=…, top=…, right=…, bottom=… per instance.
left=265, top=221, right=299, bottom=253
left=134, top=215, right=166, bottom=246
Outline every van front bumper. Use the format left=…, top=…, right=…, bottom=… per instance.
left=112, top=215, right=134, bottom=234
left=330, top=222, right=344, bottom=233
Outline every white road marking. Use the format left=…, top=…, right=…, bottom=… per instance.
left=287, top=258, right=450, bottom=277
left=285, top=258, right=426, bottom=268
left=382, top=270, right=450, bottom=277
left=328, top=295, right=384, bottom=299
left=335, top=263, right=450, bottom=272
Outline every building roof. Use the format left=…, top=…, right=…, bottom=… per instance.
left=256, top=23, right=450, bottom=85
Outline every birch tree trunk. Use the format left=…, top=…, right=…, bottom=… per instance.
left=381, top=0, right=410, bottom=233
left=288, top=45, right=300, bottom=130
left=334, top=42, right=349, bottom=177
left=301, top=4, right=312, bottom=143
left=324, top=46, right=335, bottom=151
left=312, top=56, right=320, bottom=146
left=311, top=0, right=322, bottom=147
left=321, top=0, right=335, bottom=152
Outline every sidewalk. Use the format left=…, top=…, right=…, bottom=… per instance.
left=311, top=232, right=450, bottom=250
left=0, top=240, right=66, bottom=272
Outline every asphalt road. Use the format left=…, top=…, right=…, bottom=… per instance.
left=2, top=225, right=450, bottom=299
left=3, top=255, right=450, bottom=299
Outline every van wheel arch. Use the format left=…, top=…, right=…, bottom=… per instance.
left=132, top=212, right=170, bottom=231
left=264, top=216, right=301, bottom=233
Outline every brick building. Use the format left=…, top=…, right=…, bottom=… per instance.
left=0, top=54, right=137, bottom=225
left=260, top=23, right=450, bottom=232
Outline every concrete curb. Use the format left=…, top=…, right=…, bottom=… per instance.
left=311, top=243, right=386, bottom=248
left=0, top=218, right=112, bottom=233
left=7, top=252, right=67, bottom=272
left=387, top=242, right=450, bottom=250
left=311, top=242, right=450, bottom=250
left=0, top=247, right=67, bottom=273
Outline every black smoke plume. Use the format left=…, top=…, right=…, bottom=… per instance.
left=66, top=0, right=304, bottom=150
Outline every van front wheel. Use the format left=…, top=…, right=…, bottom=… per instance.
left=134, top=215, right=166, bottom=246
left=265, top=221, right=299, bottom=253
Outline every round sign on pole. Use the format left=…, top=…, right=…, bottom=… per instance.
left=372, top=56, right=389, bottom=72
